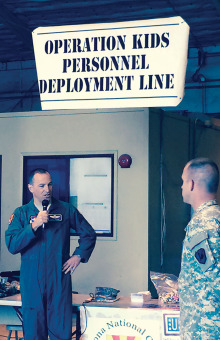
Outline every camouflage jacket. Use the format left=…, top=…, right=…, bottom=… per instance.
left=178, top=200, right=220, bottom=339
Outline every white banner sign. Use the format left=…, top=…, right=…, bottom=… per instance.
left=32, top=17, right=189, bottom=110
left=80, top=306, right=180, bottom=340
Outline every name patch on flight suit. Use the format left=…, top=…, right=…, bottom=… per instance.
left=48, top=214, right=62, bottom=222
left=30, top=215, right=62, bottom=223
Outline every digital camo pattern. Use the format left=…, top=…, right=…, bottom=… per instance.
left=178, top=200, right=220, bottom=340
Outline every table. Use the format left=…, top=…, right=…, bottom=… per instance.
left=0, top=294, right=22, bottom=326
left=0, top=295, right=180, bottom=340
left=79, top=297, right=180, bottom=340
left=0, top=294, right=84, bottom=339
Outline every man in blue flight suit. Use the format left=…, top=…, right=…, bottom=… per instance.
left=5, top=168, right=96, bottom=340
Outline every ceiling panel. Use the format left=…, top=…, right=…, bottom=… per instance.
left=0, top=0, right=220, bottom=63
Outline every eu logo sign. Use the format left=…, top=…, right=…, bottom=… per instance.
left=164, top=314, right=180, bottom=336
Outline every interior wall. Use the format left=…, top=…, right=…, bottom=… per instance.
left=0, top=108, right=149, bottom=296
left=148, top=110, right=191, bottom=296
left=194, top=121, right=220, bottom=203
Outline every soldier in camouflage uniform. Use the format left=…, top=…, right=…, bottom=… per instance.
left=178, top=158, right=220, bottom=340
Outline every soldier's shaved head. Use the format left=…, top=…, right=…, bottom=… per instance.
left=186, top=158, right=219, bottom=194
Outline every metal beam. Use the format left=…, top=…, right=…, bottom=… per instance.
left=211, top=0, right=220, bottom=15
left=0, top=1, right=32, bottom=50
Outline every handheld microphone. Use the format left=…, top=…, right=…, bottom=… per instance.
left=42, top=199, right=49, bottom=211
left=42, top=199, right=49, bottom=229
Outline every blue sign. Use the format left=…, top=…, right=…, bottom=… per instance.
left=164, top=314, right=180, bottom=336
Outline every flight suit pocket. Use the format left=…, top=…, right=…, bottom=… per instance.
left=188, top=232, right=215, bottom=272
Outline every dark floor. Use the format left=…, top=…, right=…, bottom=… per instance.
left=0, top=324, right=23, bottom=339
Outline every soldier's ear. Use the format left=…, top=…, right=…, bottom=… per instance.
left=190, top=179, right=194, bottom=191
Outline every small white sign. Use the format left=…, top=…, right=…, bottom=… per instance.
left=32, top=17, right=189, bottom=110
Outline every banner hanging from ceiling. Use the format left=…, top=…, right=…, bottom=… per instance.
left=32, top=17, right=189, bottom=110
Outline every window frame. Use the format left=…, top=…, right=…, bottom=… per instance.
left=23, top=153, right=115, bottom=238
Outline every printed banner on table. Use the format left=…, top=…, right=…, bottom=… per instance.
left=32, top=16, right=189, bottom=110
left=80, top=306, right=180, bottom=340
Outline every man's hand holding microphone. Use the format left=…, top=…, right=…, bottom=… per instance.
left=32, top=199, right=49, bottom=232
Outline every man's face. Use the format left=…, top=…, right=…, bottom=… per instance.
left=28, top=172, right=52, bottom=205
left=181, top=165, right=192, bottom=204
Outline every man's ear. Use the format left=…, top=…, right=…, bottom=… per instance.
left=190, top=179, right=194, bottom=191
left=28, top=184, right=33, bottom=193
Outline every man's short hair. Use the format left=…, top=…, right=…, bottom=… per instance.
left=187, top=158, right=219, bottom=193
left=29, top=168, right=49, bottom=184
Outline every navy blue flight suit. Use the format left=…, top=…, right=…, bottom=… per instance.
left=5, top=198, right=96, bottom=340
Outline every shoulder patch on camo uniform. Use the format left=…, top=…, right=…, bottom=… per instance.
left=195, top=248, right=207, bottom=264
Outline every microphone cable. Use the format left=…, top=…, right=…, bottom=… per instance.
left=72, top=304, right=88, bottom=339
